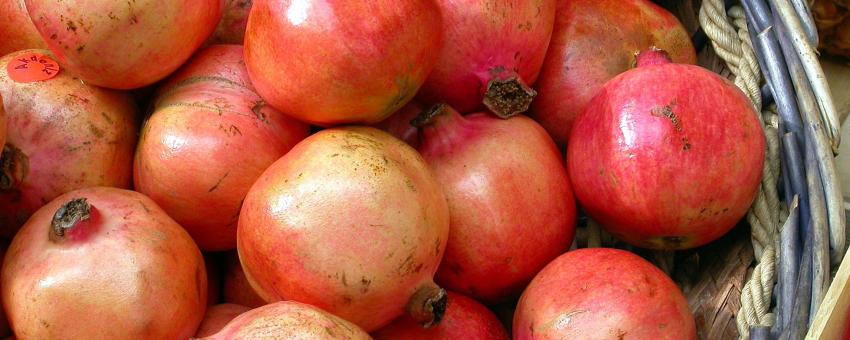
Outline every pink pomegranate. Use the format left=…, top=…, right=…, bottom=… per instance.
left=373, top=100, right=425, bottom=148
left=0, top=0, right=47, bottom=56
left=223, top=250, right=266, bottom=308
left=531, top=0, right=696, bottom=145
left=0, top=49, right=137, bottom=240
left=373, top=291, right=508, bottom=339
left=416, top=0, right=556, bottom=117
left=208, top=0, right=252, bottom=44
left=567, top=49, right=765, bottom=250
left=195, top=303, right=251, bottom=338
left=25, top=0, right=222, bottom=89
left=513, top=248, right=696, bottom=339
left=415, top=104, right=576, bottom=303
left=200, top=301, right=371, bottom=339
left=244, top=0, right=441, bottom=125
left=1, top=187, right=207, bottom=339
left=238, top=127, right=450, bottom=331
left=134, top=45, right=309, bottom=251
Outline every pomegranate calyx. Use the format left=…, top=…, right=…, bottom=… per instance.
left=483, top=76, right=536, bottom=119
left=634, top=47, right=673, bottom=68
left=406, top=284, right=448, bottom=328
left=49, top=198, right=91, bottom=242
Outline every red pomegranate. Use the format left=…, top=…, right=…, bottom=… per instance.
left=417, top=0, right=556, bottom=117
left=223, top=250, right=266, bottom=308
left=195, top=303, right=251, bottom=338
left=531, top=0, right=696, bottom=145
left=25, top=0, right=222, bottom=89
left=513, top=248, right=696, bottom=339
left=373, top=100, right=424, bottom=148
left=415, top=104, right=576, bottom=303
left=373, top=291, right=508, bottom=339
left=567, top=49, right=765, bottom=249
left=200, top=301, right=371, bottom=339
left=208, top=0, right=252, bottom=44
left=0, top=0, right=46, bottom=56
left=1, top=187, right=207, bottom=339
left=238, top=127, right=450, bottom=331
left=134, top=45, right=309, bottom=251
left=0, top=49, right=137, bottom=240
left=244, top=0, right=441, bottom=125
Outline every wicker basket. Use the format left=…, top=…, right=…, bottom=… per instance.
left=583, top=0, right=847, bottom=338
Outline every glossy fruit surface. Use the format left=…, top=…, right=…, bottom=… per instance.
left=245, top=0, right=441, bottom=125
left=568, top=50, right=764, bottom=249
left=531, top=0, right=696, bottom=145
left=238, top=127, right=450, bottom=331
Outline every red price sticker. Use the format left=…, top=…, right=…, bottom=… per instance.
left=6, top=52, right=61, bottom=83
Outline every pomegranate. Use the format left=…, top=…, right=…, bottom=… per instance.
left=223, top=250, right=266, bottom=308
left=208, top=0, right=252, bottom=44
left=1, top=187, right=207, bottom=339
left=513, top=248, right=696, bottom=339
left=567, top=49, right=765, bottom=249
left=24, top=0, right=222, bottom=89
left=416, top=0, right=556, bottom=117
left=238, top=127, right=450, bottom=331
left=0, top=0, right=46, bottom=56
left=531, top=0, right=696, bottom=145
left=373, top=100, right=425, bottom=148
left=373, top=291, right=508, bottom=339
left=415, top=104, right=576, bottom=303
left=244, top=0, right=441, bottom=125
left=195, top=303, right=251, bottom=338
left=200, top=301, right=371, bottom=339
left=0, top=49, right=137, bottom=240
left=134, top=45, right=309, bottom=251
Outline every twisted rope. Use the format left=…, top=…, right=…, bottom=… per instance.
left=700, top=1, right=784, bottom=338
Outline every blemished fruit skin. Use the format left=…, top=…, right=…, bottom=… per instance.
left=1, top=187, right=207, bottom=340
left=531, top=0, right=697, bottom=145
left=567, top=50, right=765, bottom=250
left=415, top=105, right=576, bottom=303
left=25, top=0, right=222, bottom=89
left=134, top=44, right=309, bottom=251
left=372, top=291, right=509, bottom=340
left=200, top=301, right=372, bottom=340
left=195, top=303, right=252, bottom=338
left=0, top=49, right=137, bottom=241
left=513, top=248, right=696, bottom=340
left=416, top=0, right=557, bottom=118
left=244, top=0, right=442, bottom=125
left=0, top=0, right=47, bottom=56
left=237, top=127, right=450, bottom=332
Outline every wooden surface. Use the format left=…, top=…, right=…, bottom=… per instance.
left=809, top=58, right=850, bottom=337
left=808, top=245, right=850, bottom=338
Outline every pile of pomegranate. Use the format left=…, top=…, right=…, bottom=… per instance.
left=0, top=0, right=766, bottom=338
